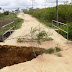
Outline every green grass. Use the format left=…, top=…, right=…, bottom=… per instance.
left=44, top=47, right=62, bottom=54
left=0, top=13, right=17, bottom=20
left=27, top=5, right=72, bottom=23
left=37, top=18, right=52, bottom=27
left=17, top=29, right=53, bottom=44
left=24, top=5, right=72, bottom=40
left=44, top=48, right=55, bottom=54
left=14, top=18, right=24, bottom=29
left=55, top=47, right=62, bottom=52
left=17, top=38, right=24, bottom=43
left=66, top=41, right=72, bottom=44
left=57, top=53, right=63, bottom=57
left=0, top=13, right=24, bottom=35
left=42, top=37, right=53, bottom=41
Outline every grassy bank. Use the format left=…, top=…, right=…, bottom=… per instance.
left=24, top=5, right=72, bottom=40
left=0, top=13, right=24, bottom=35
left=25, top=5, right=72, bottom=23
left=0, top=13, right=24, bottom=29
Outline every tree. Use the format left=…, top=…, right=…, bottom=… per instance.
left=64, top=1, right=68, bottom=4
left=0, top=7, right=2, bottom=13
left=0, top=7, right=2, bottom=10
left=3, top=11, right=9, bottom=15
left=15, top=8, right=20, bottom=13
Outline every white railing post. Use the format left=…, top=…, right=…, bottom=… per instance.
left=1, top=21, right=14, bottom=41
left=52, top=20, right=68, bottom=40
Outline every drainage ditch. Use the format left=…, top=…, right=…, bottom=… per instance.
left=0, top=31, right=13, bottom=42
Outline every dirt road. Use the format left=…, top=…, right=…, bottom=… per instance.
left=0, top=13, right=72, bottom=72
left=0, top=12, right=71, bottom=49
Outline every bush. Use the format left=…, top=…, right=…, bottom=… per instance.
left=3, top=11, right=9, bottom=15
left=60, top=22, right=72, bottom=40
left=25, top=5, right=72, bottom=40
left=27, top=5, right=72, bottom=23
left=55, top=47, right=61, bottom=52
left=0, top=13, right=4, bottom=17
left=37, top=31, right=47, bottom=40
left=45, top=48, right=54, bottom=54
left=17, top=38, right=24, bottom=43
left=57, top=53, right=62, bottom=57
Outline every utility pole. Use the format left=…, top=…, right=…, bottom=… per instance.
left=45, top=0, right=47, bottom=8
left=56, top=0, right=58, bottom=25
left=32, top=0, right=34, bottom=9
left=31, top=0, right=34, bottom=14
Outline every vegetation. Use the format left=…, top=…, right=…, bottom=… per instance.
left=0, top=12, right=24, bottom=35
left=0, top=7, right=2, bottom=10
left=55, top=47, right=61, bottom=52
left=37, top=31, right=47, bottom=39
left=45, top=48, right=55, bottom=54
left=57, top=53, right=63, bottom=57
left=66, top=41, right=72, bottom=44
left=44, top=47, right=62, bottom=54
left=25, top=5, right=72, bottom=23
left=3, top=11, right=9, bottom=15
left=17, top=38, right=24, bottom=43
left=60, top=22, right=72, bottom=40
left=15, top=8, right=20, bottom=13
left=24, top=5, right=72, bottom=40
left=17, top=27, right=53, bottom=44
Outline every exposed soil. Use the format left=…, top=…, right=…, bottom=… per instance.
left=0, top=12, right=71, bottom=49
left=0, top=45, right=44, bottom=69
left=0, top=13, right=72, bottom=72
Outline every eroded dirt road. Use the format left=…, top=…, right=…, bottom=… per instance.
left=0, top=13, right=72, bottom=72
left=0, top=12, right=71, bottom=49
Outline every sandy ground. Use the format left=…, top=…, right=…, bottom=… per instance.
left=0, top=12, right=72, bottom=72
left=0, top=12, right=71, bottom=49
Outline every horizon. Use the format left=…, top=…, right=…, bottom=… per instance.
left=0, top=0, right=71, bottom=12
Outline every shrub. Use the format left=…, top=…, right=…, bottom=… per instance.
left=17, top=38, right=24, bottom=43
left=25, top=5, right=72, bottom=40
left=45, top=48, right=54, bottom=54
left=55, top=47, right=61, bottom=52
left=37, top=31, right=47, bottom=40
left=26, top=5, right=72, bottom=23
left=0, top=13, right=4, bottom=17
left=60, top=22, right=72, bottom=40
left=36, top=30, right=53, bottom=44
left=3, top=11, right=9, bottom=15
left=57, top=53, right=63, bottom=57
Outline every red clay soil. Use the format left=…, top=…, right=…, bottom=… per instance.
left=0, top=45, right=44, bottom=69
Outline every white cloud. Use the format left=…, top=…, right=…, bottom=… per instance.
left=0, top=0, right=71, bottom=10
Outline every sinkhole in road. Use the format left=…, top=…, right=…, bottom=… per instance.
left=0, top=45, right=44, bottom=69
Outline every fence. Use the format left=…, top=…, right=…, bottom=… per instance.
left=0, top=21, right=15, bottom=41
left=52, top=20, right=68, bottom=40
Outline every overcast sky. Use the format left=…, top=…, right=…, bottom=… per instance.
left=0, top=0, right=71, bottom=11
